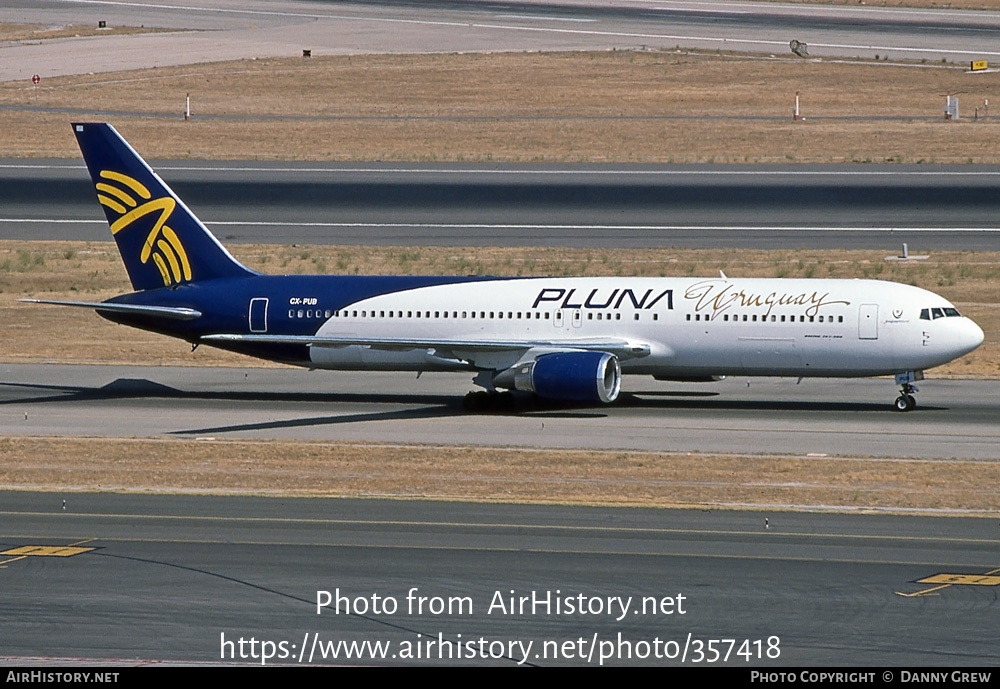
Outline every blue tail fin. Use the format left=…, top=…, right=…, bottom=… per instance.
left=73, top=123, right=255, bottom=291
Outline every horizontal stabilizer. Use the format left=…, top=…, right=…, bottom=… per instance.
left=22, top=299, right=202, bottom=321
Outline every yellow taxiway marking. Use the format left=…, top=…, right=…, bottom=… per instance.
left=919, top=573, right=1000, bottom=586
left=896, top=567, right=1000, bottom=597
left=1, top=545, right=94, bottom=557
left=0, top=539, right=97, bottom=567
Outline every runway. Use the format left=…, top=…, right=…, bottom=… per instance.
left=2, top=363, right=998, bottom=460
left=4, top=161, right=1000, bottom=249
left=4, top=0, right=1000, bottom=81
left=2, top=491, right=998, bottom=665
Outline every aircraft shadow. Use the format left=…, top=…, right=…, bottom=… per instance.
left=171, top=405, right=460, bottom=435
left=621, top=392, right=941, bottom=413
left=0, top=378, right=458, bottom=408
left=0, top=379, right=940, bottom=428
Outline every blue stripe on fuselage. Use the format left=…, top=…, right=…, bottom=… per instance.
left=101, top=274, right=512, bottom=362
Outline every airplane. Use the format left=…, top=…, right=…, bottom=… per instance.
left=26, top=123, right=984, bottom=412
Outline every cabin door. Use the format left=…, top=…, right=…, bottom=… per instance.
left=249, top=297, right=269, bottom=333
left=858, top=304, right=878, bottom=340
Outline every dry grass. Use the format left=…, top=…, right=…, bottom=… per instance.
left=0, top=23, right=176, bottom=42
left=2, top=437, right=998, bottom=514
left=2, top=51, right=1000, bottom=163
left=3, top=240, right=998, bottom=376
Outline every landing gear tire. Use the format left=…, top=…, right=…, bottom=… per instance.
left=894, top=380, right=919, bottom=412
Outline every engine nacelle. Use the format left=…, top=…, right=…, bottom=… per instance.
left=493, top=351, right=621, bottom=403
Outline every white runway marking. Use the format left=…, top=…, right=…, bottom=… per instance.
left=4, top=219, right=998, bottom=233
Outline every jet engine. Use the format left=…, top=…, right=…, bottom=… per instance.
left=493, top=351, right=621, bottom=403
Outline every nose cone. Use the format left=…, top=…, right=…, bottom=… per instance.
left=963, top=317, right=986, bottom=354
left=921, top=316, right=985, bottom=370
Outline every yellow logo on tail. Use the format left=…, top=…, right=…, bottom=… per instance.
left=97, top=170, right=192, bottom=286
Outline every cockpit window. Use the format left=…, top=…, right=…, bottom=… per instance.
left=921, top=306, right=962, bottom=320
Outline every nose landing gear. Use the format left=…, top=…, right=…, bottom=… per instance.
left=894, top=389, right=917, bottom=412
left=893, top=371, right=923, bottom=412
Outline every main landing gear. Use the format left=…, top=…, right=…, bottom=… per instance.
left=463, top=390, right=518, bottom=412
left=893, top=371, right=923, bottom=412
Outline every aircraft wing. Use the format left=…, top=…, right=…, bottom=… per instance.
left=21, top=299, right=203, bottom=320
left=200, top=333, right=651, bottom=360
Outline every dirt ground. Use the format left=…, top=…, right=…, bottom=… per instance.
left=1, top=51, right=999, bottom=163
left=2, top=437, right=998, bottom=514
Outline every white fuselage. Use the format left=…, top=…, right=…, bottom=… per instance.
left=303, top=277, right=984, bottom=378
